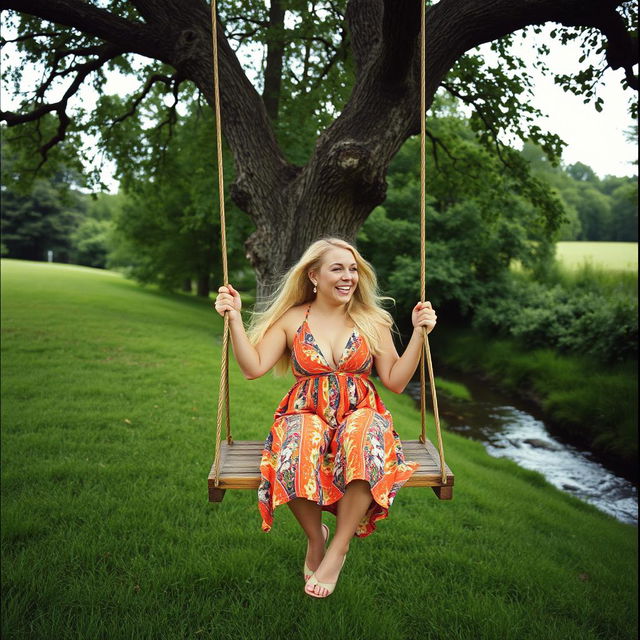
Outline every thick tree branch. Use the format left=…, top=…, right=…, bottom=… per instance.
left=0, top=0, right=167, bottom=62
left=345, top=0, right=382, bottom=75
left=5, top=0, right=295, bottom=220
left=432, top=0, right=638, bottom=89
left=262, top=0, right=285, bottom=121
left=128, top=0, right=205, bottom=26
left=175, top=4, right=293, bottom=225
left=380, top=0, right=421, bottom=87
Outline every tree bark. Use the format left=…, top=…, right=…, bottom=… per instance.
left=262, top=0, right=286, bottom=122
left=2, top=0, right=637, bottom=301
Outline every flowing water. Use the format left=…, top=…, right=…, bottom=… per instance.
left=405, top=365, right=638, bottom=526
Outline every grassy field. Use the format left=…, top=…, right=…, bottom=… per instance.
left=1, top=259, right=637, bottom=640
left=555, top=242, right=637, bottom=272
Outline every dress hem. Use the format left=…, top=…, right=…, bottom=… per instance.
left=259, top=460, right=420, bottom=538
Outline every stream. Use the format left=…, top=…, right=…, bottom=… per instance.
left=405, top=365, right=638, bottom=526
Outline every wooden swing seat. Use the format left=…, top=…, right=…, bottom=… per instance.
left=208, top=438, right=454, bottom=502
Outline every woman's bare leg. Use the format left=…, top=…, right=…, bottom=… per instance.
left=287, top=498, right=326, bottom=572
left=305, top=479, right=373, bottom=596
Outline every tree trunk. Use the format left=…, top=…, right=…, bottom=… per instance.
left=181, top=278, right=192, bottom=293
left=196, top=273, right=210, bottom=298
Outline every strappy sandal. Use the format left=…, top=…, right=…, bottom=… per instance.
left=303, top=523, right=330, bottom=582
left=304, top=555, right=346, bottom=598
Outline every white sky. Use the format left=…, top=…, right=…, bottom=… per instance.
left=474, top=25, right=637, bottom=178
left=1, top=17, right=637, bottom=192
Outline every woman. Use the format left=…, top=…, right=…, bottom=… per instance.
left=214, top=237, right=437, bottom=598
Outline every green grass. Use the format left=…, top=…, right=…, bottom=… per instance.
left=433, top=377, right=472, bottom=401
left=540, top=260, right=637, bottom=298
left=555, top=241, right=638, bottom=272
left=2, top=259, right=637, bottom=640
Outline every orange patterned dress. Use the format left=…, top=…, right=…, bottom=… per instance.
left=258, top=303, right=419, bottom=537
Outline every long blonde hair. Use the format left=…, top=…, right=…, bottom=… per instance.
left=246, top=237, right=397, bottom=376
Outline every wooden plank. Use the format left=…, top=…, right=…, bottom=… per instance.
left=208, top=438, right=454, bottom=500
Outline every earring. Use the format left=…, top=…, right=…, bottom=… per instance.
left=313, top=282, right=317, bottom=294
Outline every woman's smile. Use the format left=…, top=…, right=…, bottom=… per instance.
left=335, top=284, right=353, bottom=296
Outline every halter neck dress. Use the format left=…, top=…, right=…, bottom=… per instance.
left=258, top=303, right=419, bottom=537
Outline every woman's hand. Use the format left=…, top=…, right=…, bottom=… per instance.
left=412, top=300, right=437, bottom=335
left=214, top=283, right=242, bottom=323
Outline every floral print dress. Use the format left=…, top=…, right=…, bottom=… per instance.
left=258, top=303, right=419, bottom=537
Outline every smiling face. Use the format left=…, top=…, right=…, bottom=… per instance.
left=310, top=246, right=359, bottom=303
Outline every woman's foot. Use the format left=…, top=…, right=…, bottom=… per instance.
left=303, top=523, right=330, bottom=581
left=304, top=543, right=348, bottom=598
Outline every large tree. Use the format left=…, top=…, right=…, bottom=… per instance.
left=1, top=0, right=637, bottom=298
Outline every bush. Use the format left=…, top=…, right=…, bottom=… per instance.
left=472, top=272, right=638, bottom=363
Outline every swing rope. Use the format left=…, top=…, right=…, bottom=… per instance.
left=418, top=0, right=447, bottom=484
left=211, top=0, right=232, bottom=488
left=210, top=0, right=447, bottom=487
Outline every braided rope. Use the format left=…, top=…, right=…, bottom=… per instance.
left=210, top=0, right=232, bottom=488
left=419, top=0, right=447, bottom=484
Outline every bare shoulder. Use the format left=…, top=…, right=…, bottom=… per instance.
left=373, top=320, right=394, bottom=350
left=274, top=304, right=308, bottom=348
left=372, top=319, right=391, bottom=338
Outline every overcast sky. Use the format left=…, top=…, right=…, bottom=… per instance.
left=1, top=18, right=637, bottom=191
left=477, top=26, right=637, bottom=179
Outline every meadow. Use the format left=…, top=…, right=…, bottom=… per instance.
left=1, top=259, right=637, bottom=640
left=554, top=241, right=637, bottom=272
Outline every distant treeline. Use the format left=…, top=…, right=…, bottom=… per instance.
left=520, top=143, right=637, bottom=243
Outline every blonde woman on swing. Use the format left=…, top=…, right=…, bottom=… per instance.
left=213, top=237, right=437, bottom=598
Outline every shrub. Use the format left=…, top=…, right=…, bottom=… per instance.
left=472, top=273, right=638, bottom=363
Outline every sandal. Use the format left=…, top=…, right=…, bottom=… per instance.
left=304, top=555, right=346, bottom=598
left=303, top=523, right=330, bottom=582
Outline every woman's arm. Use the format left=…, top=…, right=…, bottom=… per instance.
left=215, top=284, right=288, bottom=379
left=373, top=302, right=437, bottom=394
